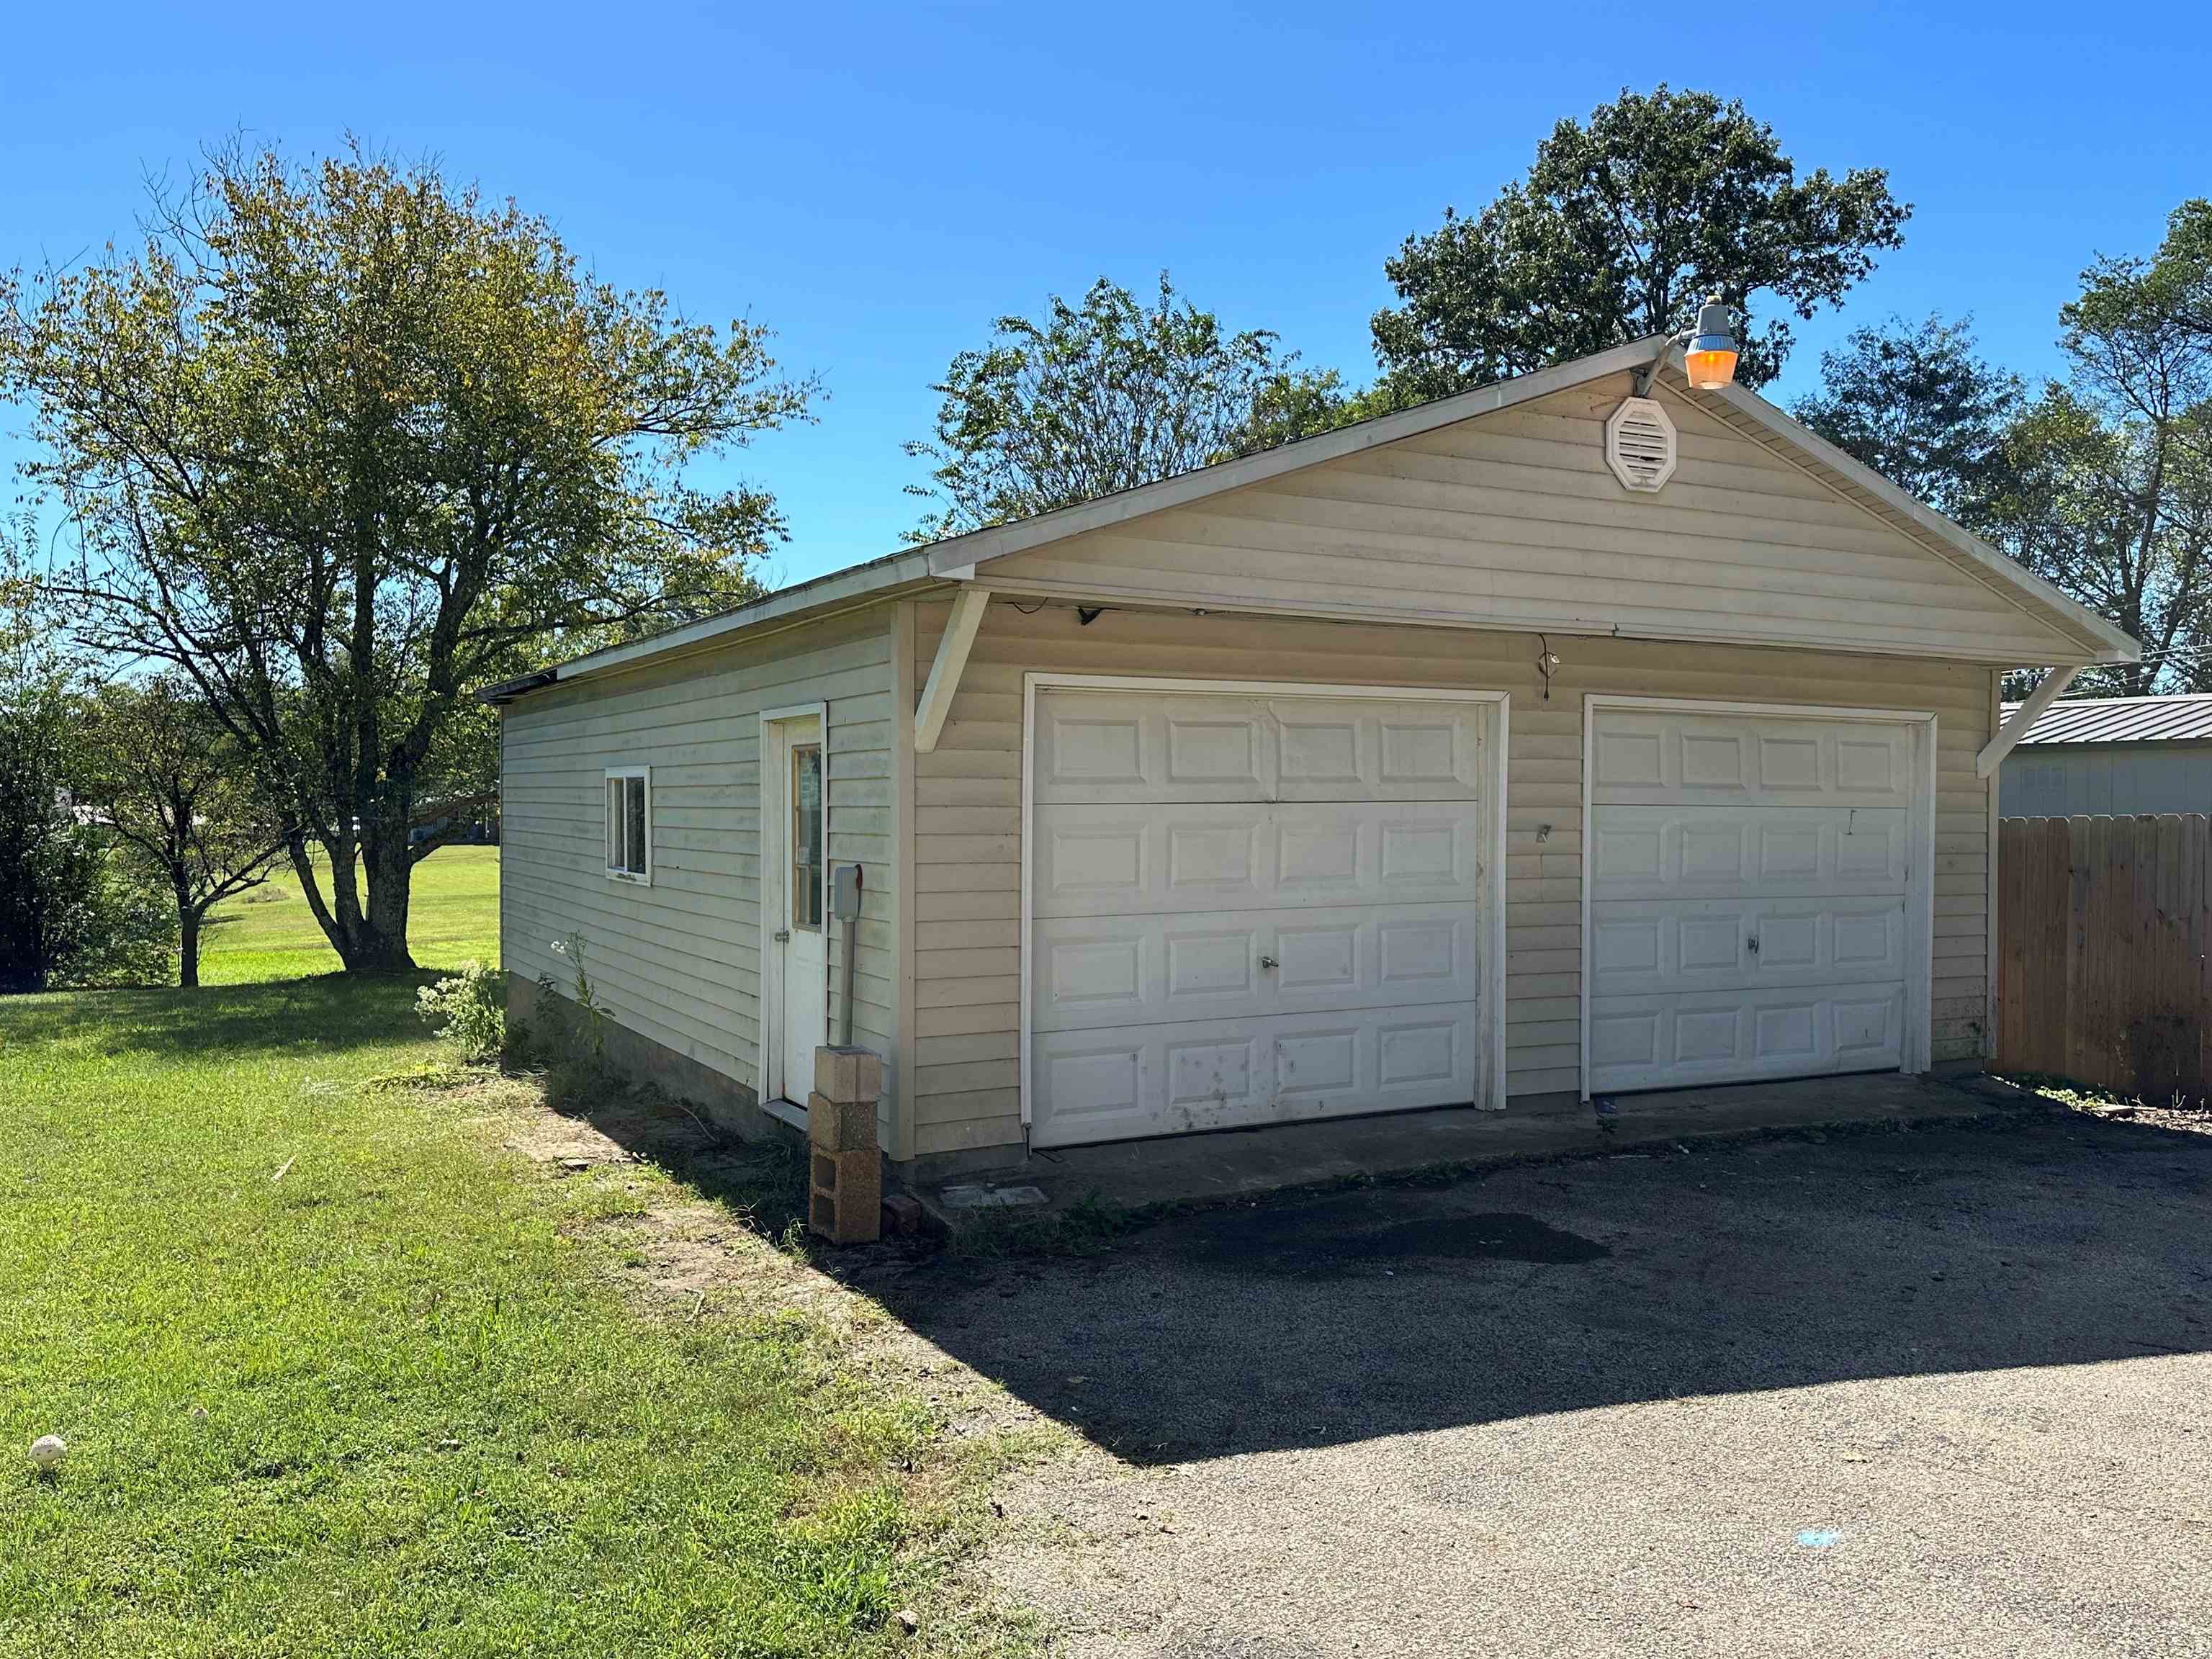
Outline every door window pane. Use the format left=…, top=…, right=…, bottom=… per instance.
left=792, top=744, right=822, bottom=930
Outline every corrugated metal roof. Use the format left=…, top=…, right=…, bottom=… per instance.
left=2002, top=693, right=2212, bottom=746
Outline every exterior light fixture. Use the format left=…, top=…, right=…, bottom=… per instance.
left=1612, top=296, right=1741, bottom=496
left=1681, top=295, right=1740, bottom=390
left=1630, top=295, right=1742, bottom=397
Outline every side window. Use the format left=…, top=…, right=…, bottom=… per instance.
left=604, top=767, right=651, bottom=883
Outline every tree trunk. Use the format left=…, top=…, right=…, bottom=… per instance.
left=288, top=823, right=418, bottom=974
left=179, top=905, right=201, bottom=989
left=354, top=817, right=418, bottom=973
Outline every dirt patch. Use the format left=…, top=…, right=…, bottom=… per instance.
left=2073, top=1099, right=2212, bottom=1136
left=474, top=1068, right=1055, bottom=1452
left=1997, top=1074, right=2212, bottom=1138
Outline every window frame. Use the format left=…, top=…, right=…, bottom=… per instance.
left=603, top=765, right=653, bottom=885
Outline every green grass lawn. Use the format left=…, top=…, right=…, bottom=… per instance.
left=0, top=853, right=1024, bottom=1657
left=199, top=846, right=502, bottom=984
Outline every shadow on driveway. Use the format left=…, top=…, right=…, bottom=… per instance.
left=857, top=1111, right=2212, bottom=1465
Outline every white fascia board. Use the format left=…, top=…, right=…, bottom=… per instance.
left=921, top=338, right=1670, bottom=577
left=515, top=549, right=942, bottom=693
left=1704, top=383, right=2140, bottom=665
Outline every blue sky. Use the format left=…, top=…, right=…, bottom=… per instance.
left=6, top=2, right=2209, bottom=587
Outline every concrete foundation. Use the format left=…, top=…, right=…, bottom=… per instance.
left=503, top=970, right=2020, bottom=1219
left=939, top=1071, right=2029, bottom=1220
left=507, top=971, right=795, bottom=1148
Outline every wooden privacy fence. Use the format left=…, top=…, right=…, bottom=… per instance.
left=1998, top=814, right=2211, bottom=1102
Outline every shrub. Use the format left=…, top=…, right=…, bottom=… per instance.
left=414, top=959, right=505, bottom=1062
left=1, top=685, right=176, bottom=992
left=63, top=853, right=177, bottom=989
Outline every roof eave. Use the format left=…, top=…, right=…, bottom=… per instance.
left=478, top=336, right=2143, bottom=702
left=474, top=548, right=948, bottom=705
left=922, top=338, right=1672, bottom=577
left=1699, top=382, right=2141, bottom=666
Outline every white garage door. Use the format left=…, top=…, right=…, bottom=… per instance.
left=1028, top=688, right=1495, bottom=1148
left=1585, top=705, right=1925, bottom=1095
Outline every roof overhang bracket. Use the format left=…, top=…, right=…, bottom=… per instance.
left=1977, top=666, right=2080, bottom=778
left=914, top=588, right=991, bottom=755
left=1629, top=338, right=1673, bottom=399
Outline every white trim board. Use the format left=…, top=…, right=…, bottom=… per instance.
left=1577, top=693, right=1940, bottom=1101
left=1017, top=673, right=1512, bottom=1138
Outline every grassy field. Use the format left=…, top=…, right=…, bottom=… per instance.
left=199, top=846, right=502, bottom=984
left=0, top=850, right=1022, bottom=1657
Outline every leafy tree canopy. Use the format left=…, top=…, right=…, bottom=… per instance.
left=1990, top=202, right=2212, bottom=696
left=1371, top=86, right=1910, bottom=398
left=0, top=609, right=172, bottom=993
left=1, top=138, right=818, bottom=971
left=1799, top=204, right=2212, bottom=697
left=77, top=675, right=284, bottom=987
left=905, top=274, right=1341, bottom=540
left=1794, top=314, right=2025, bottom=523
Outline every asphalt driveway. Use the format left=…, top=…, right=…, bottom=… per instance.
left=875, top=1108, right=2212, bottom=1657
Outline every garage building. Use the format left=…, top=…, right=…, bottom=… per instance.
left=485, top=338, right=2135, bottom=1176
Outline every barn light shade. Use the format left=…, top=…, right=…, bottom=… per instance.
left=1682, top=295, right=1740, bottom=390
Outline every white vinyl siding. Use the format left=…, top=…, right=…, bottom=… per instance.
left=500, top=606, right=899, bottom=1118
left=906, top=598, right=1994, bottom=1159
left=976, top=372, right=2072, bottom=665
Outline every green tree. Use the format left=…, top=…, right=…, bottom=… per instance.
left=1371, top=86, right=1909, bottom=399
left=905, top=274, right=1344, bottom=539
left=0, top=608, right=171, bottom=993
left=2002, top=204, right=2212, bottom=695
left=1, top=140, right=817, bottom=973
left=78, top=676, right=284, bottom=987
left=1794, top=314, right=2026, bottom=521
left=1966, top=202, right=2212, bottom=696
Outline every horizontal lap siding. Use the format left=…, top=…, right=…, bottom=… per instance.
left=981, top=372, right=2072, bottom=665
left=908, top=600, right=1992, bottom=1156
left=501, top=607, right=899, bottom=1114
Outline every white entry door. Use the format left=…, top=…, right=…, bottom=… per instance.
left=767, top=713, right=827, bottom=1105
left=1583, top=703, right=1928, bottom=1095
left=1027, top=686, right=1498, bottom=1148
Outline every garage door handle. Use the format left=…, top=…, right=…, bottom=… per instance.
left=1748, top=935, right=1759, bottom=954
left=1259, top=955, right=1279, bottom=970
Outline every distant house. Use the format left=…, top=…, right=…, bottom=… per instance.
left=2000, top=694, right=2212, bottom=818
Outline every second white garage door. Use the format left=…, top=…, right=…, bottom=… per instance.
left=1027, top=685, right=1500, bottom=1148
left=1584, top=702, right=1930, bottom=1096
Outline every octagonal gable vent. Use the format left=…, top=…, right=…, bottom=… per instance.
left=1604, top=396, right=1678, bottom=493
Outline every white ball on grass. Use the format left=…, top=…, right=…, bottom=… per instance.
left=28, top=1434, right=66, bottom=1472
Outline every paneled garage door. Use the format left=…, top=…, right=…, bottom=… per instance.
left=1027, top=687, right=1497, bottom=1148
left=1585, top=703, right=1928, bottom=1095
